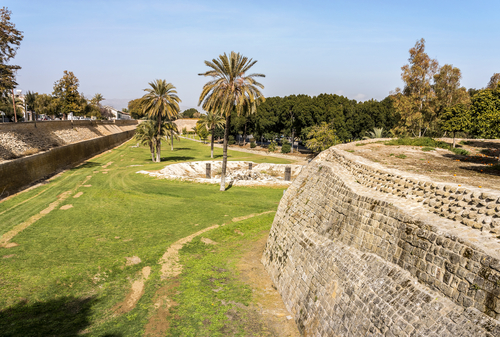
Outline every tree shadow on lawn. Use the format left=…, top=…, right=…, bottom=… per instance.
left=159, top=156, right=195, bottom=162
left=70, top=161, right=102, bottom=171
left=0, top=296, right=121, bottom=337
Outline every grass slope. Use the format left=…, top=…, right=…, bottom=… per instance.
left=0, top=139, right=290, bottom=336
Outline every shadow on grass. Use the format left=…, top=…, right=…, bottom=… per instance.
left=160, top=156, right=196, bottom=162
left=71, top=161, right=102, bottom=170
left=0, top=296, right=118, bottom=337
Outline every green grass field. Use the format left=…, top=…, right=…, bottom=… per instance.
left=0, top=139, right=291, bottom=336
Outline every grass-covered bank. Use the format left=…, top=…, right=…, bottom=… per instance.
left=0, top=139, right=293, bottom=336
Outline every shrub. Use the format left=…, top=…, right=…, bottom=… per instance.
left=228, top=135, right=236, bottom=145
left=396, top=154, right=407, bottom=159
left=267, top=140, right=277, bottom=153
left=385, top=137, right=469, bottom=155
left=250, top=141, right=256, bottom=148
left=421, top=147, right=435, bottom=151
left=281, top=140, right=291, bottom=153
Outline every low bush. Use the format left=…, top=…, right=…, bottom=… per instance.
left=267, top=140, right=277, bottom=153
left=250, top=141, right=256, bottom=148
left=228, top=135, right=236, bottom=145
left=385, top=137, right=469, bottom=156
left=281, top=140, right=291, bottom=153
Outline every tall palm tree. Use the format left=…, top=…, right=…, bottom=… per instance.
left=199, top=110, right=225, bottom=158
left=140, top=80, right=181, bottom=162
left=198, top=52, right=265, bottom=191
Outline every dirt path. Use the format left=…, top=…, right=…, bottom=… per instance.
left=146, top=211, right=295, bottom=336
left=0, top=175, right=92, bottom=248
left=237, top=235, right=300, bottom=337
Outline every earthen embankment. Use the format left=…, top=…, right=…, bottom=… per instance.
left=263, top=146, right=500, bottom=336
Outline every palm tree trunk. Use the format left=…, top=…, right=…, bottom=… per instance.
left=243, top=122, right=247, bottom=146
left=220, top=114, right=231, bottom=191
left=170, top=129, right=174, bottom=150
left=156, top=116, right=162, bottom=162
left=211, top=127, right=215, bottom=158
left=150, top=141, right=155, bottom=161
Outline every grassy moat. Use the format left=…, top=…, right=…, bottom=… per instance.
left=0, top=139, right=299, bottom=336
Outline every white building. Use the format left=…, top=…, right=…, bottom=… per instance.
left=103, top=105, right=132, bottom=120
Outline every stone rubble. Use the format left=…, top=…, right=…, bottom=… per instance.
left=138, top=161, right=304, bottom=186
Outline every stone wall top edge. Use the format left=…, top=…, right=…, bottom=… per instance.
left=309, top=159, right=500, bottom=260
left=326, top=145, right=500, bottom=197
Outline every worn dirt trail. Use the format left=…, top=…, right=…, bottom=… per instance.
left=237, top=235, right=300, bottom=337
left=0, top=175, right=92, bottom=248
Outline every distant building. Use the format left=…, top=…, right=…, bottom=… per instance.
left=103, top=105, right=132, bottom=120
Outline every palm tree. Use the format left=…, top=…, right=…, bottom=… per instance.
left=198, top=52, right=265, bottom=191
left=135, top=120, right=157, bottom=161
left=140, top=80, right=181, bottom=162
left=24, top=91, right=37, bottom=123
left=91, top=93, right=105, bottom=107
left=199, top=110, right=225, bottom=158
left=164, top=119, right=180, bottom=150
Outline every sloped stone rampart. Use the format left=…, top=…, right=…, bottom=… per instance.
left=0, top=120, right=137, bottom=162
left=0, top=130, right=135, bottom=198
left=263, top=146, right=500, bottom=336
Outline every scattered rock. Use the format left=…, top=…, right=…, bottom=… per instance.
left=125, top=256, right=142, bottom=266
left=201, top=237, right=218, bottom=245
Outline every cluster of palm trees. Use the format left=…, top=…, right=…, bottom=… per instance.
left=136, top=51, right=265, bottom=191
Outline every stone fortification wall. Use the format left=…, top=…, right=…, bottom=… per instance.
left=263, top=146, right=500, bottom=336
left=0, top=120, right=137, bottom=162
left=0, top=129, right=135, bottom=198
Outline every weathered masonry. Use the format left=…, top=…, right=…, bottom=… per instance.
left=0, top=120, right=137, bottom=198
left=263, top=146, right=500, bottom=336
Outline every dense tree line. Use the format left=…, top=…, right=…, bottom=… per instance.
left=225, top=94, right=398, bottom=144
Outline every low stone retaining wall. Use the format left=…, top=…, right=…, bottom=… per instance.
left=263, top=146, right=500, bottom=336
left=0, top=130, right=134, bottom=198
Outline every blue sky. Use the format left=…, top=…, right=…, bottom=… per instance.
left=4, top=0, right=500, bottom=111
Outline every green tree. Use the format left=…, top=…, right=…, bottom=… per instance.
left=140, top=79, right=181, bottom=162
left=305, top=122, right=337, bottom=153
left=433, top=64, right=470, bottom=132
left=487, top=73, right=500, bottom=90
left=34, top=93, right=57, bottom=119
left=198, top=110, right=225, bottom=158
left=440, top=104, right=470, bottom=148
left=392, top=38, right=439, bottom=137
left=198, top=51, right=265, bottom=191
left=0, top=94, right=23, bottom=121
left=0, top=7, right=23, bottom=93
left=52, top=71, right=82, bottom=117
left=469, top=86, right=500, bottom=139
left=181, top=108, right=199, bottom=118
left=24, top=91, right=37, bottom=122
left=128, top=98, right=144, bottom=119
